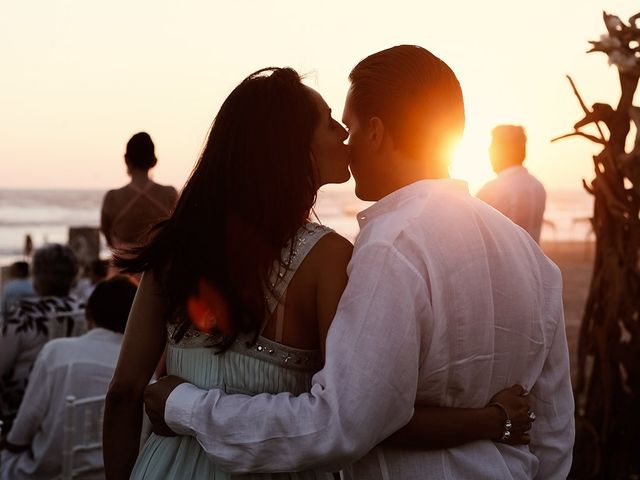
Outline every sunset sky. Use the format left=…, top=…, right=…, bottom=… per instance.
left=1, top=0, right=638, bottom=192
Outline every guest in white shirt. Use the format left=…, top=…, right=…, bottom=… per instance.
left=476, top=125, right=547, bottom=243
left=144, top=46, right=574, bottom=479
left=0, top=275, right=137, bottom=480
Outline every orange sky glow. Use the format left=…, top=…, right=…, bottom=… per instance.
left=1, top=0, right=638, bottom=193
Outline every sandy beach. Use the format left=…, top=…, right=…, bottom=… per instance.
left=540, top=240, right=594, bottom=386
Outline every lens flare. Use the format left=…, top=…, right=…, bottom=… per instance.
left=187, top=279, right=231, bottom=334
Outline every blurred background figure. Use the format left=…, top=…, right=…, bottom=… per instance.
left=0, top=275, right=137, bottom=480
left=476, top=125, right=547, bottom=243
left=100, top=132, right=178, bottom=257
left=0, top=244, right=85, bottom=431
left=1, top=262, right=35, bottom=319
left=71, top=258, right=109, bottom=303
left=22, top=235, right=33, bottom=260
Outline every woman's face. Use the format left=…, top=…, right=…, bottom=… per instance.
left=307, top=87, right=351, bottom=188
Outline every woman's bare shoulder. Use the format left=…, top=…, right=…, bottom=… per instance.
left=316, top=231, right=352, bottom=252
left=102, top=186, right=128, bottom=209
left=154, top=183, right=179, bottom=204
left=308, top=232, right=353, bottom=271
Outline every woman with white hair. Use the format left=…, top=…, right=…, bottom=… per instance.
left=0, top=244, right=86, bottom=431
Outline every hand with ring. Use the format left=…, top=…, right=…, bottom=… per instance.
left=487, top=384, right=535, bottom=445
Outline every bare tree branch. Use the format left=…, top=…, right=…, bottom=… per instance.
left=567, top=75, right=590, bottom=114
left=551, top=131, right=606, bottom=144
left=583, top=179, right=595, bottom=195
left=566, top=76, right=608, bottom=141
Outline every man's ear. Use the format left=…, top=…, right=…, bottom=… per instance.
left=368, top=116, right=385, bottom=151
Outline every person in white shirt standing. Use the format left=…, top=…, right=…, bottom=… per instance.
left=144, top=45, right=574, bottom=479
left=0, top=275, right=137, bottom=480
left=476, top=125, right=547, bottom=243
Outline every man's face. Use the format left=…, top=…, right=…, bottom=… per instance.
left=488, top=136, right=502, bottom=173
left=342, top=87, right=380, bottom=201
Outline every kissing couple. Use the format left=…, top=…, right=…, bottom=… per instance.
left=104, top=45, right=574, bottom=480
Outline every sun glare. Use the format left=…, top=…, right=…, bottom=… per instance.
left=450, top=129, right=495, bottom=194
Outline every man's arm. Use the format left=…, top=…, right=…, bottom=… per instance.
left=528, top=278, right=575, bottom=479
left=163, top=242, right=426, bottom=473
left=386, top=384, right=533, bottom=449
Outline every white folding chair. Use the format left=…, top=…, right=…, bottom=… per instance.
left=47, top=310, right=87, bottom=341
left=61, top=394, right=106, bottom=480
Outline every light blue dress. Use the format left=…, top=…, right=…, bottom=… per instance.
left=130, top=223, right=336, bottom=479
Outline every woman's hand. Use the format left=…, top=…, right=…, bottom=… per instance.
left=487, top=384, right=534, bottom=445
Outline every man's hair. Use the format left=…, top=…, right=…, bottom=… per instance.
left=86, top=275, right=137, bottom=333
left=490, top=124, right=527, bottom=168
left=492, top=125, right=527, bottom=149
left=348, top=45, right=465, bottom=158
left=9, top=261, right=29, bottom=279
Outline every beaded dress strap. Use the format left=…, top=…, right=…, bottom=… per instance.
left=264, top=222, right=334, bottom=316
left=275, top=291, right=286, bottom=343
left=167, top=222, right=333, bottom=359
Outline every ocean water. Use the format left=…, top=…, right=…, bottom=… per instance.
left=0, top=187, right=594, bottom=267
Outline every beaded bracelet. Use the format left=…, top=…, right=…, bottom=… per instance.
left=488, top=401, right=512, bottom=442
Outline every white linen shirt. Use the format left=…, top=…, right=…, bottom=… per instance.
left=1, top=328, right=123, bottom=480
left=165, top=179, right=574, bottom=479
left=476, top=166, right=547, bottom=243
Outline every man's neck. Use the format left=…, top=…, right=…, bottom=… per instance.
left=374, top=154, right=450, bottom=200
left=495, top=163, right=525, bottom=175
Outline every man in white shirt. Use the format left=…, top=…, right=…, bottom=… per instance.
left=476, top=125, right=547, bottom=243
left=144, top=45, right=574, bottom=479
left=0, top=276, right=137, bottom=480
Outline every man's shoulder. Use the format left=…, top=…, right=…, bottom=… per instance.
left=477, top=178, right=512, bottom=206
left=353, top=195, right=442, bottom=264
left=355, top=209, right=412, bottom=253
left=39, top=335, right=84, bottom=361
left=40, top=332, right=121, bottom=374
left=528, top=172, right=547, bottom=193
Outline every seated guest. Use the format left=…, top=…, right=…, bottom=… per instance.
left=0, top=276, right=137, bottom=480
left=1, top=262, right=35, bottom=319
left=0, top=244, right=85, bottom=430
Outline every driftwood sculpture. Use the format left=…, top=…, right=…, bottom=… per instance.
left=552, top=11, right=640, bottom=479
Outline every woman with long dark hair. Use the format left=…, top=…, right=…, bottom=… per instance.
left=103, top=68, right=530, bottom=479
left=104, top=67, right=353, bottom=479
